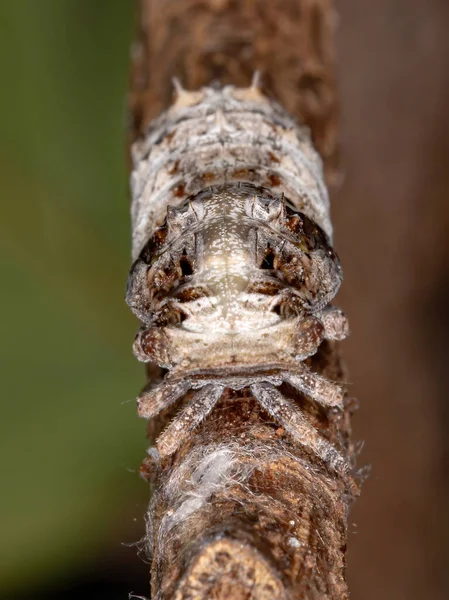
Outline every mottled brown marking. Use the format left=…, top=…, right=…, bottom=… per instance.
left=173, top=183, right=185, bottom=197
left=267, top=173, right=281, bottom=187
left=201, top=171, right=216, bottom=182
left=174, top=286, right=209, bottom=303
left=268, top=152, right=280, bottom=164
left=247, top=279, right=283, bottom=296
left=168, top=160, right=180, bottom=175
left=138, top=328, right=172, bottom=363
left=232, top=168, right=250, bottom=179
left=165, top=130, right=175, bottom=143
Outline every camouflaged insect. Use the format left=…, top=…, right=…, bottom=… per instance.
left=126, top=79, right=350, bottom=474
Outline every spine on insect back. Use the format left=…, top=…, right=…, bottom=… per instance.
left=130, top=82, right=333, bottom=263
left=127, top=83, right=359, bottom=600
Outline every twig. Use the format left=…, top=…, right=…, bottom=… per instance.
left=127, top=2, right=359, bottom=598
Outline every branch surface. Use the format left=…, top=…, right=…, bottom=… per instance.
left=129, top=2, right=358, bottom=599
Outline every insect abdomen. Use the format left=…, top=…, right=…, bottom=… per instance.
left=130, top=83, right=332, bottom=262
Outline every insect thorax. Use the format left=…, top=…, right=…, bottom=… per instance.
left=127, top=84, right=342, bottom=374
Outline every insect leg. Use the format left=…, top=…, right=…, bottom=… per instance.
left=250, top=382, right=349, bottom=474
left=157, top=384, right=224, bottom=457
left=137, top=379, right=191, bottom=419
left=318, top=306, right=349, bottom=341
left=283, top=366, right=344, bottom=409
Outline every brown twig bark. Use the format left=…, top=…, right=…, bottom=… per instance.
left=128, top=1, right=359, bottom=598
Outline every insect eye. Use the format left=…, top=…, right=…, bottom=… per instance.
left=139, top=227, right=169, bottom=264
left=179, top=255, right=193, bottom=277
left=260, top=247, right=275, bottom=270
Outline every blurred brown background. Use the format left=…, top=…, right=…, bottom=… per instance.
left=1, top=1, right=448, bottom=599
left=336, top=1, right=449, bottom=598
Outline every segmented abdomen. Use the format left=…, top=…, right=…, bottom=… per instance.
left=130, top=83, right=332, bottom=262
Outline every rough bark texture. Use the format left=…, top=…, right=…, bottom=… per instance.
left=140, top=346, right=357, bottom=600
left=129, top=2, right=358, bottom=599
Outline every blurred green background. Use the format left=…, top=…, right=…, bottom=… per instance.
left=0, top=1, right=150, bottom=597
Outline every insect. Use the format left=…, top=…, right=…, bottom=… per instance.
left=127, top=80, right=350, bottom=475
